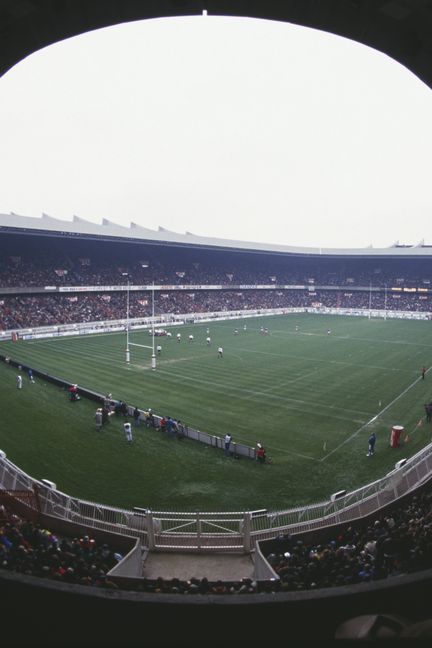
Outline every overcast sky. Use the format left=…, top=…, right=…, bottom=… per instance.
left=1, top=14, right=431, bottom=249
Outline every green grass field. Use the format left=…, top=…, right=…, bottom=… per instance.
left=1, top=313, right=432, bottom=513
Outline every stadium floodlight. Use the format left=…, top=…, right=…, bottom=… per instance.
left=150, top=281, right=156, bottom=370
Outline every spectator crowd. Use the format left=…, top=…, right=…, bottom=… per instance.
left=2, top=482, right=432, bottom=595
left=1, top=244, right=432, bottom=331
left=1, top=288, right=431, bottom=331
left=264, top=486, right=432, bottom=592
left=1, top=249, right=432, bottom=289
left=0, top=508, right=121, bottom=587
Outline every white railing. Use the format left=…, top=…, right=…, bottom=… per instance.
left=1, top=443, right=431, bottom=553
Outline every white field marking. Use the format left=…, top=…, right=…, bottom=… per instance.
left=266, top=330, right=340, bottom=338
left=225, top=352, right=245, bottom=363
left=287, top=368, right=322, bottom=384
left=130, top=363, right=153, bottom=371
left=267, top=328, right=432, bottom=350
left=230, top=345, right=413, bottom=374
left=320, top=370, right=430, bottom=462
left=129, top=351, right=216, bottom=371
left=154, top=352, right=215, bottom=365
left=31, top=332, right=413, bottom=375
left=216, top=436, right=317, bottom=461
left=338, top=335, right=432, bottom=349
left=118, top=374, right=316, bottom=461
left=240, top=368, right=320, bottom=403
left=153, top=367, right=372, bottom=420
left=312, top=332, right=432, bottom=348
left=263, top=444, right=317, bottom=461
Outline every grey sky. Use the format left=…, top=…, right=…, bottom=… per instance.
left=1, top=15, right=431, bottom=249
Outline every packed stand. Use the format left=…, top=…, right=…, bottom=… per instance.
left=0, top=507, right=122, bottom=588
left=264, top=486, right=432, bottom=591
left=1, top=248, right=432, bottom=289
left=1, top=288, right=432, bottom=331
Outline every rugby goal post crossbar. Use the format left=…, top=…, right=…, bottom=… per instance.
left=128, top=342, right=153, bottom=350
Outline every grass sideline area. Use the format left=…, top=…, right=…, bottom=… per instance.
left=1, top=313, right=432, bottom=513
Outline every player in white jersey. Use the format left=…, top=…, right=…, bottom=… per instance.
left=124, top=422, right=133, bottom=443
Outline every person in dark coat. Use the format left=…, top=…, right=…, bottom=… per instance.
left=367, top=432, right=376, bottom=456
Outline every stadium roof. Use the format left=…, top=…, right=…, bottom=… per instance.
left=1, top=1, right=432, bottom=92
left=1, top=211, right=431, bottom=258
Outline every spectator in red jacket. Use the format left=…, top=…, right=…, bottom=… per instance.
left=256, top=443, right=266, bottom=464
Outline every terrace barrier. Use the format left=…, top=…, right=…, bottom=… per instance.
left=1, top=440, right=432, bottom=553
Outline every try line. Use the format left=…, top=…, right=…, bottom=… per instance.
left=320, top=367, right=430, bottom=462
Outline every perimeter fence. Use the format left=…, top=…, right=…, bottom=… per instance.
left=1, top=442, right=431, bottom=553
